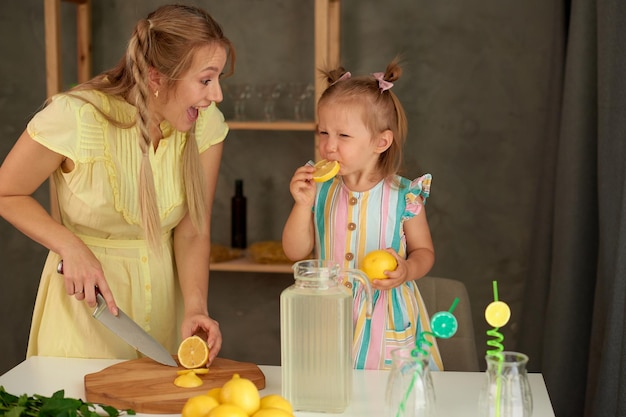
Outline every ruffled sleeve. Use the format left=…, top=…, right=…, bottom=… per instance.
left=404, top=174, right=433, bottom=219
left=195, top=103, right=229, bottom=152
left=27, top=93, right=95, bottom=162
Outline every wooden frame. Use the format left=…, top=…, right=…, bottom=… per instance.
left=44, top=0, right=92, bottom=98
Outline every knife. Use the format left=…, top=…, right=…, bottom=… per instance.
left=57, top=260, right=178, bottom=367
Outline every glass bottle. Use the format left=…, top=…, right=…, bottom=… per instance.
left=478, top=351, right=533, bottom=417
left=231, top=179, right=246, bottom=249
left=280, top=259, right=372, bottom=413
left=385, top=347, right=436, bottom=417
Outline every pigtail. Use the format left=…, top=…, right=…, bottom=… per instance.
left=127, top=20, right=162, bottom=251
left=183, top=124, right=207, bottom=232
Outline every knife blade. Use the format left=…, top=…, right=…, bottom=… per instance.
left=57, top=260, right=178, bottom=367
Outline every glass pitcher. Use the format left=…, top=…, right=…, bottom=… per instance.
left=478, top=351, right=533, bottom=417
left=280, top=259, right=373, bottom=413
left=385, top=347, right=436, bottom=417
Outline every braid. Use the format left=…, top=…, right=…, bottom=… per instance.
left=128, top=19, right=162, bottom=250
left=183, top=123, right=206, bottom=232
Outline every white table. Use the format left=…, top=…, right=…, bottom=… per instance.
left=0, top=356, right=555, bottom=416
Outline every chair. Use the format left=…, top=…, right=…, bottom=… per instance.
left=417, top=276, right=480, bottom=371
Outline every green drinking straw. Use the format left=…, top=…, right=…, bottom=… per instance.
left=485, top=281, right=511, bottom=417
left=395, top=297, right=460, bottom=417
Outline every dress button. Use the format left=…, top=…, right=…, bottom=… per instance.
left=347, top=222, right=356, bottom=231
left=344, top=281, right=353, bottom=289
left=349, top=197, right=358, bottom=205
left=345, top=252, right=354, bottom=261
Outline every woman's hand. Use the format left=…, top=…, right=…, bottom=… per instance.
left=56, top=254, right=119, bottom=316
left=181, top=314, right=222, bottom=365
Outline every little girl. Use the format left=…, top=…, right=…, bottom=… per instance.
left=282, top=58, right=443, bottom=370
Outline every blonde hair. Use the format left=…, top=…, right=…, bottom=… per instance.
left=67, top=5, right=235, bottom=251
left=318, top=57, right=407, bottom=182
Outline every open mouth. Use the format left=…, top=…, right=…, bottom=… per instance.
left=187, top=106, right=199, bottom=122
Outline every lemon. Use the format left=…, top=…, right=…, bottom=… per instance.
left=259, top=394, right=293, bottom=414
left=219, top=373, right=261, bottom=415
left=178, top=335, right=210, bottom=369
left=312, top=159, right=340, bottom=182
left=182, top=395, right=219, bottom=417
left=208, top=404, right=249, bottom=417
left=485, top=300, right=511, bottom=328
left=174, top=372, right=204, bottom=388
left=251, top=408, right=295, bottom=417
left=361, top=249, right=398, bottom=280
left=206, top=387, right=222, bottom=402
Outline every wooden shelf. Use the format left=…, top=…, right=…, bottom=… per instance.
left=227, top=120, right=316, bottom=131
left=211, top=257, right=293, bottom=274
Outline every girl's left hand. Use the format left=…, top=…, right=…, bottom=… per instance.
left=370, top=249, right=409, bottom=290
left=181, top=314, right=221, bottom=365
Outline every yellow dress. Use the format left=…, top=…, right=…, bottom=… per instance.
left=25, top=90, right=228, bottom=359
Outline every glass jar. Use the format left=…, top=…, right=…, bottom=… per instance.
left=280, top=259, right=372, bottom=413
left=478, top=351, right=533, bottom=417
left=385, top=347, right=436, bottom=417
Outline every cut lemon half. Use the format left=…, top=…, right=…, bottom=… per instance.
left=178, top=335, right=210, bottom=369
left=312, top=160, right=340, bottom=183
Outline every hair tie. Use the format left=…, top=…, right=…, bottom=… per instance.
left=331, top=71, right=351, bottom=86
left=372, top=72, right=393, bottom=92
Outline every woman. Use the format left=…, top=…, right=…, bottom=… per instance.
left=0, top=4, right=233, bottom=364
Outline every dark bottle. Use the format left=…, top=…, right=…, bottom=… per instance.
left=231, top=179, right=247, bottom=248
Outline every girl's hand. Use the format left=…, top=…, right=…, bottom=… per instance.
left=370, top=249, right=409, bottom=290
left=181, top=314, right=222, bottom=366
left=289, top=164, right=316, bottom=208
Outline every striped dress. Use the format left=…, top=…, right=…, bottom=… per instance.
left=314, top=174, right=443, bottom=370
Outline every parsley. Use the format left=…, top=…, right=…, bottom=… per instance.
left=0, top=386, right=136, bottom=416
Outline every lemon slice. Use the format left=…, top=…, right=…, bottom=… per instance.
left=174, top=371, right=204, bottom=388
left=177, top=335, right=210, bottom=369
left=485, top=300, right=511, bottom=327
left=177, top=368, right=210, bottom=376
left=312, top=159, right=340, bottom=183
left=430, top=311, right=458, bottom=339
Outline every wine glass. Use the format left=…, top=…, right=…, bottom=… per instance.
left=224, top=83, right=253, bottom=120
left=286, top=82, right=315, bottom=121
left=256, top=83, right=283, bottom=121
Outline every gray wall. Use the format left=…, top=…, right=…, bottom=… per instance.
left=0, top=0, right=556, bottom=374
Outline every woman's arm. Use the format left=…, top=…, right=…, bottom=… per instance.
left=174, top=141, right=223, bottom=364
left=0, top=130, right=117, bottom=312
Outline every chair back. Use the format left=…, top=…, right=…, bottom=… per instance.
left=418, top=276, right=480, bottom=371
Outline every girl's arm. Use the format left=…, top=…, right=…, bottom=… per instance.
left=372, top=206, right=435, bottom=290
left=0, top=130, right=117, bottom=313
left=282, top=164, right=317, bottom=260
left=174, top=141, right=223, bottom=365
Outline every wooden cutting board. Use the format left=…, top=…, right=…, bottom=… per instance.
left=84, top=356, right=265, bottom=414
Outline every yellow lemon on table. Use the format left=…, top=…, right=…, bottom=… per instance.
left=208, top=403, right=249, bottom=417
left=485, top=300, right=511, bottom=328
left=219, top=373, right=261, bottom=415
left=178, top=335, right=210, bottom=369
left=361, top=249, right=398, bottom=281
left=206, top=387, right=222, bottom=402
left=312, top=159, right=340, bottom=182
left=259, top=394, right=293, bottom=414
left=252, top=408, right=295, bottom=417
left=181, top=394, right=219, bottom=417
